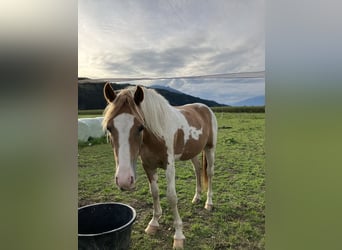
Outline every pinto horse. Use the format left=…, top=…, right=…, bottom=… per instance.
left=102, top=83, right=217, bottom=249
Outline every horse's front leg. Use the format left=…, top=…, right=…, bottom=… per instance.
left=144, top=168, right=162, bottom=235
left=166, top=161, right=185, bottom=249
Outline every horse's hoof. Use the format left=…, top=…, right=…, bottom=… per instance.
left=145, top=225, right=159, bottom=235
left=173, top=239, right=184, bottom=249
left=205, top=203, right=213, bottom=211
left=192, top=197, right=201, bottom=204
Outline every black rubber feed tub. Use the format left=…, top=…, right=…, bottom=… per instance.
left=78, top=202, right=136, bottom=250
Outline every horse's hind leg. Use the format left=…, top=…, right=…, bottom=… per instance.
left=144, top=168, right=162, bottom=235
left=191, top=156, right=202, bottom=204
left=204, top=147, right=215, bottom=211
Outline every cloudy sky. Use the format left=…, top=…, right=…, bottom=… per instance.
left=78, top=0, right=264, bottom=105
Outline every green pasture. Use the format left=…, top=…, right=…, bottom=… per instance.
left=78, top=109, right=104, bottom=118
left=78, top=112, right=265, bottom=249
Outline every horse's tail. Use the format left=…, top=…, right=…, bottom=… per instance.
left=202, top=151, right=208, bottom=191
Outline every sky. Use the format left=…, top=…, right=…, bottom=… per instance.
left=78, top=0, right=264, bottom=105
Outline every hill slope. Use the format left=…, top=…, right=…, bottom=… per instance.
left=150, top=84, right=184, bottom=94
left=78, top=80, right=226, bottom=110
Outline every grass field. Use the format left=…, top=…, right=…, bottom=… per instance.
left=78, top=112, right=265, bottom=249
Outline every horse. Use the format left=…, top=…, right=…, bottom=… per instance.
left=102, top=83, right=217, bottom=249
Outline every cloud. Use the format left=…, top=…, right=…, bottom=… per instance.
left=78, top=0, right=265, bottom=103
left=79, top=0, right=264, bottom=76
left=98, top=34, right=264, bottom=78
left=103, top=44, right=218, bottom=77
left=177, top=78, right=264, bottom=105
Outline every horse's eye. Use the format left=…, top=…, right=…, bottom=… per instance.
left=138, top=125, right=144, bottom=132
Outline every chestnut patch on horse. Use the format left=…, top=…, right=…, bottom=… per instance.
left=141, top=131, right=168, bottom=170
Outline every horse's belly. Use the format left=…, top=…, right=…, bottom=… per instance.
left=176, top=143, right=204, bottom=161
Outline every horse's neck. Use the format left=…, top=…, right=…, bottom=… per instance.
left=142, top=128, right=167, bottom=149
left=142, top=104, right=185, bottom=142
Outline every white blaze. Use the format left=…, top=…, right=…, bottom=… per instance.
left=113, top=113, right=135, bottom=167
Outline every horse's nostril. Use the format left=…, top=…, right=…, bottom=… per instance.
left=130, top=176, right=134, bottom=185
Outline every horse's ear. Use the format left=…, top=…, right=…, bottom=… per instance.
left=104, top=82, right=116, bottom=103
left=134, top=85, right=144, bottom=105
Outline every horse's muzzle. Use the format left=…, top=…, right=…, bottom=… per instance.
left=116, top=176, right=135, bottom=191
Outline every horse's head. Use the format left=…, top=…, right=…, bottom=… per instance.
left=103, top=83, right=145, bottom=191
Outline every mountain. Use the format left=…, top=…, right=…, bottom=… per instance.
left=150, top=84, right=183, bottom=94
left=230, top=95, right=265, bottom=106
left=78, top=80, right=226, bottom=110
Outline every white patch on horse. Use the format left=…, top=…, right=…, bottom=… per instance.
left=113, top=113, right=134, bottom=167
left=189, top=126, right=203, bottom=140
left=178, top=121, right=203, bottom=145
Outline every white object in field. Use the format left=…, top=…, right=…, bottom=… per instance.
left=78, top=117, right=105, bottom=142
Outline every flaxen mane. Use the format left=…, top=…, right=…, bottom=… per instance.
left=138, top=88, right=186, bottom=140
